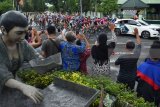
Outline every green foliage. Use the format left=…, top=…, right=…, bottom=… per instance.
left=32, top=0, right=45, bottom=12
left=48, top=5, right=55, bottom=12
left=68, top=0, right=79, bottom=13
left=0, top=0, right=13, bottom=15
left=97, top=0, right=118, bottom=14
left=17, top=70, right=155, bottom=107
left=20, top=0, right=119, bottom=13
left=22, top=0, right=45, bottom=12
left=48, top=0, right=79, bottom=13
left=18, top=70, right=55, bottom=89
left=48, top=0, right=59, bottom=12
left=47, top=0, right=117, bottom=13
left=22, top=0, right=33, bottom=12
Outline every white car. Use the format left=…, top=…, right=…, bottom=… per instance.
left=114, top=19, right=160, bottom=39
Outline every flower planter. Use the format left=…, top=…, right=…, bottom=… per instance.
left=0, top=77, right=100, bottom=107
left=29, top=54, right=62, bottom=74
left=53, top=77, right=100, bottom=107
left=17, top=71, right=155, bottom=107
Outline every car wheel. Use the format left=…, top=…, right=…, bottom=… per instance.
left=141, top=31, right=150, bottom=39
left=115, top=28, right=121, bottom=36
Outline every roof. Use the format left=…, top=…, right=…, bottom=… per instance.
left=121, top=0, right=149, bottom=9
left=118, top=0, right=160, bottom=4
left=118, top=0, right=127, bottom=4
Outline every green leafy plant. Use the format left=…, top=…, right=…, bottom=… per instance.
left=17, top=70, right=155, bottom=107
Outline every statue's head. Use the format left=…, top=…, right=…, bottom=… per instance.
left=0, top=10, right=28, bottom=43
left=0, top=10, right=28, bottom=33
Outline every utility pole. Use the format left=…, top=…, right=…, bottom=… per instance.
left=95, top=0, right=97, bottom=12
left=80, top=0, right=82, bottom=16
left=13, top=0, right=15, bottom=9
left=95, top=0, right=97, bottom=16
left=15, top=0, right=20, bottom=11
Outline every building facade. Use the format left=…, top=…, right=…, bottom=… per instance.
left=118, top=0, right=160, bottom=21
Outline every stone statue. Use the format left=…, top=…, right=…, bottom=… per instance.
left=0, top=10, right=43, bottom=106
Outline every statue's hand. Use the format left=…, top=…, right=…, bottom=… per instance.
left=20, top=84, right=44, bottom=104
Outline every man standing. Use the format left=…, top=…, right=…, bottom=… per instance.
left=41, top=26, right=60, bottom=58
left=115, top=28, right=141, bottom=90
left=137, top=41, right=160, bottom=106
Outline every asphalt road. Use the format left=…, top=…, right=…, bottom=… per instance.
left=87, top=34, right=159, bottom=81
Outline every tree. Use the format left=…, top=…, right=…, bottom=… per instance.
left=0, top=0, right=13, bottom=15
left=82, top=0, right=91, bottom=12
left=48, top=5, right=55, bottom=12
left=48, top=0, right=59, bottom=12
left=32, top=0, right=45, bottom=12
left=22, top=0, right=45, bottom=12
left=47, top=0, right=79, bottom=13
left=22, top=0, right=33, bottom=12
left=65, top=0, right=79, bottom=13
left=89, top=0, right=101, bottom=12
left=45, top=0, right=118, bottom=14
left=97, top=0, right=118, bottom=15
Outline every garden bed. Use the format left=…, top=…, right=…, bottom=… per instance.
left=17, top=70, right=155, bottom=107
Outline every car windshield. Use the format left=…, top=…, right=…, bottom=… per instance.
left=138, top=20, right=149, bottom=26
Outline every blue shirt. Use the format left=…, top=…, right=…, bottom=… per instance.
left=60, top=41, right=86, bottom=71
left=137, top=59, right=160, bottom=90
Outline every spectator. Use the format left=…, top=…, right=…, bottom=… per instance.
left=76, top=33, right=91, bottom=75
left=134, top=15, right=138, bottom=20
left=30, top=28, right=42, bottom=48
left=41, top=26, right=60, bottom=58
left=38, top=29, right=48, bottom=42
left=136, top=10, right=140, bottom=18
left=25, top=26, right=32, bottom=43
left=119, top=21, right=129, bottom=34
left=48, top=20, right=52, bottom=27
left=57, top=23, right=68, bottom=40
left=136, top=41, right=160, bottom=106
left=91, top=23, right=117, bottom=76
left=60, top=31, right=86, bottom=71
left=120, top=9, right=124, bottom=19
left=115, top=28, right=141, bottom=90
left=42, top=16, right=46, bottom=30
